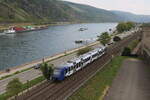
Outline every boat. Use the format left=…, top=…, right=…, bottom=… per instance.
left=3, top=25, right=49, bottom=34
left=78, top=28, right=88, bottom=31
left=3, top=28, right=16, bottom=34
left=75, top=40, right=84, bottom=44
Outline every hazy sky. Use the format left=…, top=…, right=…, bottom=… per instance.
left=64, top=0, right=150, bottom=15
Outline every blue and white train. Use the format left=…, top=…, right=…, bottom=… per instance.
left=52, top=46, right=107, bottom=81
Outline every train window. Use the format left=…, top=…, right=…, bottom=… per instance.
left=80, top=62, right=82, bottom=66
left=71, top=66, right=74, bottom=70
left=78, top=63, right=80, bottom=67
left=74, top=65, right=76, bottom=68
left=65, top=69, right=68, bottom=74
left=78, top=62, right=81, bottom=67
left=84, top=57, right=90, bottom=63
left=92, top=53, right=98, bottom=58
left=78, top=63, right=80, bottom=68
left=76, top=64, right=78, bottom=68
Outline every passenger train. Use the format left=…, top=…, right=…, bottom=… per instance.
left=52, top=46, right=107, bottom=81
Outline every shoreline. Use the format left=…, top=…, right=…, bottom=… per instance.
left=0, top=22, right=117, bottom=31
left=0, top=41, right=100, bottom=78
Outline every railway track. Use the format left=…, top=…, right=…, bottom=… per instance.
left=16, top=32, right=141, bottom=100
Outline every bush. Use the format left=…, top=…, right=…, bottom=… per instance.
left=77, top=47, right=92, bottom=56
left=122, top=47, right=131, bottom=56
left=113, top=36, right=121, bottom=42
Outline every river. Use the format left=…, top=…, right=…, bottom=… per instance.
left=0, top=23, right=117, bottom=70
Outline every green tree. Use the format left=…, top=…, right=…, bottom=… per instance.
left=6, top=78, right=23, bottom=96
left=116, top=22, right=128, bottom=33
left=97, top=32, right=111, bottom=45
left=117, top=22, right=135, bottom=33
left=126, top=22, right=135, bottom=30
left=41, top=63, right=54, bottom=80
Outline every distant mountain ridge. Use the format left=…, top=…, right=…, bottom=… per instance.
left=111, top=10, right=150, bottom=22
left=0, top=0, right=150, bottom=23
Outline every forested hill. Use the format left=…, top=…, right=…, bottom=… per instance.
left=0, top=0, right=150, bottom=23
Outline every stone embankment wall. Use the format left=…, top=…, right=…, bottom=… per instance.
left=140, top=27, right=150, bottom=64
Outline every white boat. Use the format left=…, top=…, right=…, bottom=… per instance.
left=78, top=28, right=88, bottom=31
left=4, top=28, right=16, bottom=34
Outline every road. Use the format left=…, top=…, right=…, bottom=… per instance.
left=0, top=43, right=101, bottom=94
left=104, top=58, right=150, bottom=100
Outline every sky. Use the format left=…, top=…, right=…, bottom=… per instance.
left=64, top=0, right=150, bottom=15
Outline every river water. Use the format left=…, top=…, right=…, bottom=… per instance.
left=0, top=23, right=117, bottom=70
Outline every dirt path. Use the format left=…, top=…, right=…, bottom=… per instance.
left=104, top=58, right=150, bottom=100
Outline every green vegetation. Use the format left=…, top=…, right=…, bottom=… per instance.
left=97, top=32, right=111, bottom=45
left=1, top=0, right=147, bottom=23
left=77, top=47, right=93, bottom=56
left=113, top=36, right=121, bottom=42
left=0, top=0, right=150, bottom=23
left=41, top=63, right=54, bottom=80
left=6, top=78, right=23, bottom=97
left=122, top=47, right=131, bottom=56
left=68, top=56, right=127, bottom=100
left=117, top=22, right=135, bottom=33
left=122, top=39, right=140, bottom=56
left=128, top=39, right=140, bottom=51
left=0, top=76, right=45, bottom=100
left=0, top=0, right=120, bottom=23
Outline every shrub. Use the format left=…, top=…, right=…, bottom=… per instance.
left=113, top=36, right=121, bottom=42
left=77, top=47, right=92, bottom=56
left=122, top=47, right=131, bottom=56
left=6, top=78, right=23, bottom=96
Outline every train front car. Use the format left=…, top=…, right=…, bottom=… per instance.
left=52, top=67, right=66, bottom=81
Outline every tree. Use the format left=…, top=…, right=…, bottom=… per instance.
left=116, top=22, right=128, bottom=33
left=6, top=78, right=23, bottom=96
left=41, top=63, right=54, bottom=80
left=113, top=36, right=121, bottom=42
left=97, top=32, right=111, bottom=46
left=126, top=22, right=135, bottom=30
left=117, top=22, right=135, bottom=33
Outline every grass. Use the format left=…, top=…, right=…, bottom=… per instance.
left=67, top=56, right=127, bottom=100
left=0, top=76, right=45, bottom=100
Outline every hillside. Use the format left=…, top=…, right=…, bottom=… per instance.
left=0, top=0, right=150, bottom=23
left=0, top=0, right=121, bottom=23
left=111, top=10, right=150, bottom=22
